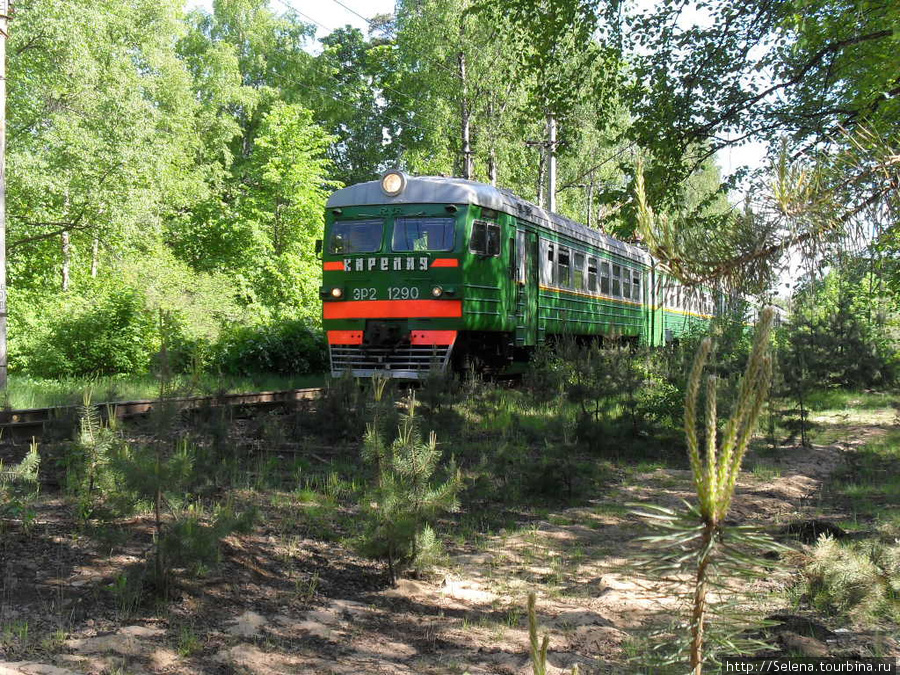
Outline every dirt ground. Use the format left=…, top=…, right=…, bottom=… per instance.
left=1, top=406, right=898, bottom=674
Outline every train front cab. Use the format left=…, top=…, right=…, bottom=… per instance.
left=321, top=200, right=467, bottom=379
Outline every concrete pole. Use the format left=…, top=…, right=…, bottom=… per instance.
left=548, top=112, right=557, bottom=213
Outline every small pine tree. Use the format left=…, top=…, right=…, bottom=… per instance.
left=527, top=592, right=579, bottom=675
left=68, top=389, right=125, bottom=520
left=634, top=307, right=788, bottom=674
left=0, top=440, right=41, bottom=532
left=359, top=393, right=461, bottom=585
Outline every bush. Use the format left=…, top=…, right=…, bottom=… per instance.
left=26, top=289, right=163, bottom=377
left=212, top=320, right=327, bottom=376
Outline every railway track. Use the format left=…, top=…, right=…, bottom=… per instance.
left=0, top=388, right=322, bottom=444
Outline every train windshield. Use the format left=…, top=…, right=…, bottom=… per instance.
left=329, top=219, right=383, bottom=254
left=391, top=216, right=456, bottom=252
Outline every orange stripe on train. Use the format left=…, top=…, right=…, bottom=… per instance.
left=323, top=299, right=462, bottom=320
left=323, top=261, right=344, bottom=271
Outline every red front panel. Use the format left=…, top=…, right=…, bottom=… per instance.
left=327, top=330, right=364, bottom=345
left=410, top=330, right=457, bottom=346
left=323, top=299, right=462, bottom=320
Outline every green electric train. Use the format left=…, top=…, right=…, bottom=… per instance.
left=319, top=170, right=716, bottom=379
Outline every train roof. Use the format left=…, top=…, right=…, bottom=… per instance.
left=326, top=174, right=651, bottom=265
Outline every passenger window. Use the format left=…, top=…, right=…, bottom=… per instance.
left=612, top=264, right=621, bottom=297
left=587, top=258, right=597, bottom=292
left=487, top=222, right=501, bottom=256
left=471, top=220, right=486, bottom=253
left=556, top=246, right=571, bottom=287
left=622, top=266, right=631, bottom=299
left=573, top=253, right=585, bottom=291
left=633, top=272, right=641, bottom=302
left=600, top=261, right=610, bottom=294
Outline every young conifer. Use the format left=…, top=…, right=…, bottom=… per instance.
left=634, top=307, right=785, bottom=674
left=360, top=392, right=461, bottom=585
left=0, top=439, right=40, bottom=532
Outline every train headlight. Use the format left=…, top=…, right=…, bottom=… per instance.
left=381, top=169, right=406, bottom=197
left=330, top=287, right=343, bottom=299
left=431, top=286, right=443, bottom=298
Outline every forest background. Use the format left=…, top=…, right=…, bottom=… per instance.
left=6, top=0, right=898, bottom=382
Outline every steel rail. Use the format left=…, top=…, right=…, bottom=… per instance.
left=0, top=388, right=323, bottom=444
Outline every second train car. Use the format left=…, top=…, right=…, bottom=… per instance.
left=319, top=170, right=715, bottom=379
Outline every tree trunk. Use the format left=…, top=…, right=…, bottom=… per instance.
left=61, top=230, right=71, bottom=291
left=690, top=522, right=715, bottom=674
left=91, top=236, right=99, bottom=278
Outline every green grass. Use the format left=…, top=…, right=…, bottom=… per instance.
left=828, top=429, right=900, bottom=523
left=803, top=389, right=894, bottom=413
left=6, top=372, right=325, bottom=409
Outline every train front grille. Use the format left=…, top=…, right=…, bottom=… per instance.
left=329, top=344, right=453, bottom=379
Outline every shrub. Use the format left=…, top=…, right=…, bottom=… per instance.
left=212, top=320, right=327, bottom=376
left=26, top=288, right=163, bottom=377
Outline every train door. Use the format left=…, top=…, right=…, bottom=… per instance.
left=524, top=231, right=539, bottom=345
left=514, top=228, right=537, bottom=346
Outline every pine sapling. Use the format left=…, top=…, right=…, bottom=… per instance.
left=684, top=306, right=775, bottom=673
left=633, top=307, right=785, bottom=673
left=527, top=592, right=579, bottom=675
left=360, top=392, right=461, bottom=585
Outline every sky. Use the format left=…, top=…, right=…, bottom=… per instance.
left=184, top=0, right=395, bottom=47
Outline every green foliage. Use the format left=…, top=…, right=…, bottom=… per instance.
left=781, top=264, right=898, bottom=389
left=359, top=394, right=462, bottom=585
left=0, top=442, right=41, bottom=532
left=66, top=391, right=128, bottom=520
left=211, top=320, right=327, bottom=376
left=112, top=415, right=254, bottom=594
left=22, top=289, right=161, bottom=378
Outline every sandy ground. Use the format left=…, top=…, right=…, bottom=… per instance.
left=1, top=407, right=897, bottom=674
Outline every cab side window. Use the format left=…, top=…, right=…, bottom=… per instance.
left=470, top=219, right=500, bottom=256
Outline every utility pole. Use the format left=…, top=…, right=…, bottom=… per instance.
left=0, top=0, right=9, bottom=392
left=586, top=170, right=594, bottom=229
left=458, top=50, right=473, bottom=181
left=547, top=112, right=557, bottom=213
